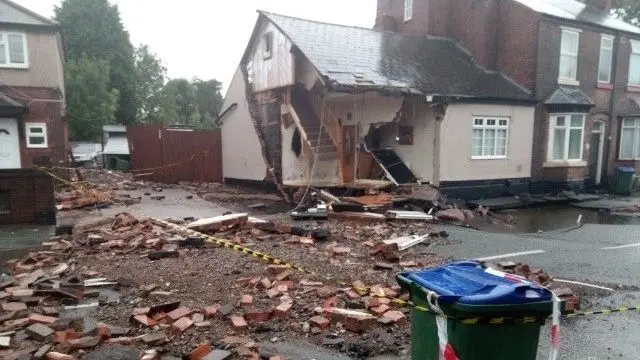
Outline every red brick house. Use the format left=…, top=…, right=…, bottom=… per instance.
left=376, top=0, right=640, bottom=192
left=0, top=0, right=63, bottom=224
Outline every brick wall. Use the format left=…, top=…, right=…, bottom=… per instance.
left=1, top=86, right=68, bottom=169
left=0, top=169, right=55, bottom=225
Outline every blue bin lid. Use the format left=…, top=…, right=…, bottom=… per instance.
left=405, top=261, right=552, bottom=305
left=617, top=167, right=636, bottom=173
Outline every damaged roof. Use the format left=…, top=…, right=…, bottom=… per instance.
left=545, top=86, right=595, bottom=106
left=512, top=0, right=640, bottom=35
left=260, top=11, right=532, bottom=101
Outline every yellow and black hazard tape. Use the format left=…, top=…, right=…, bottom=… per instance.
left=564, top=305, right=640, bottom=318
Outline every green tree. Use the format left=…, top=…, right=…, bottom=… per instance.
left=193, top=78, right=224, bottom=128
left=55, top=0, right=137, bottom=124
left=161, top=79, right=200, bottom=127
left=135, top=45, right=167, bottom=123
left=65, top=57, right=119, bottom=141
left=613, top=0, right=640, bottom=25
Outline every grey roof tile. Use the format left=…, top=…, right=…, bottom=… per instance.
left=262, top=12, right=532, bottom=101
left=545, top=86, right=595, bottom=106
left=0, top=91, right=24, bottom=108
left=513, top=0, right=640, bottom=34
left=618, top=97, right=640, bottom=116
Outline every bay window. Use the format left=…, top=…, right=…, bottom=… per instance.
left=548, top=114, right=585, bottom=161
left=619, top=118, right=640, bottom=160
left=472, top=117, right=509, bottom=159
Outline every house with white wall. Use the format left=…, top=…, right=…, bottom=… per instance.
left=220, top=11, right=537, bottom=198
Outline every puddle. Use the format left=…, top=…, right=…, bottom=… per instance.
left=470, top=205, right=640, bottom=234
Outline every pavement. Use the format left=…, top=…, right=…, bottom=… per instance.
left=571, top=197, right=640, bottom=210
left=432, top=224, right=640, bottom=359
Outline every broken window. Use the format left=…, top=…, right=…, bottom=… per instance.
left=0, top=190, right=9, bottom=214
left=263, top=32, right=273, bottom=59
left=397, top=125, right=413, bottom=145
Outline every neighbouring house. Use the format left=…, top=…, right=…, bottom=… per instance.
left=220, top=11, right=536, bottom=199
left=0, top=0, right=65, bottom=225
left=377, top=0, right=640, bottom=192
left=102, top=125, right=130, bottom=171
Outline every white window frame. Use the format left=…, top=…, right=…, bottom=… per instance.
left=629, top=40, right=640, bottom=86
left=598, top=35, right=614, bottom=84
left=471, top=117, right=510, bottom=160
left=619, top=118, right=640, bottom=160
left=547, top=113, right=585, bottom=162
left=26, top=123, right=47, bottom=148
left=0, top=32, right=28, bottom=69
left=558, top=28, right=580, bottom=85
left=404, top=0, right=413, bottom=22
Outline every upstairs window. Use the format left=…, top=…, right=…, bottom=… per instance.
left=472, top=117, right=509, bottom=159
left=629, top=40, right=640, bottom=86
left=26, top=123, right=47, bottom=148
left=263, top=32, right=273, bottom=59
left=598, top=35, right=614, bottom=84
left=0, top=32, right=27, bottom=68
left=404, top=0, right=413, bottom=22
left=559, top=29, right=580, bottom=83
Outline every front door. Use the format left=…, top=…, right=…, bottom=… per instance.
left=341, top=125, right=355, bottom=183
left=589, top=121, right=605, bottom=185
left=0, top=118, right=21, bottom=169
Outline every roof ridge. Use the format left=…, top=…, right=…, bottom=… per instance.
left=257, top=10, right=377, bottom=32
left=0, top=0, right=58, bottom=26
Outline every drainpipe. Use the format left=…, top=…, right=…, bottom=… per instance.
left=606, top=31, right=621, bottom=185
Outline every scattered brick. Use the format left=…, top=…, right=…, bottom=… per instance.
left=191, top=313, right=205, bottom=323
left=45, top=352, right=75, bottom=360
left=381, top=310, right=407, bottom=325
left=370, top=304, right=391, bottom=316
left=33, top=344, right=52, bottom=360
left=142, top=331, right=168, bottom=346
left=53, top=330, right=80, bottom=344
left=331, top=246, right=351, bottom=255
left=189, top=343, right=211, bottom=360
left=2, top=302, right=27, bottom=312
left=266, top=288, right=280, bottom=298
left=325, top=308, right=376, bottom=332
left=67, top=336, right=101, bottom=350
left=230, top=315, right=248, bottom=330
left=171, top=317, right=194, bottom=334
left=96, top=323, right=111, bottom=339
left=132, top=315, right=157, bottom=327
left=276, top=270, right=292, bottom=281
left=363, top=297, right=381, bottom=309
left=239, top=295, right=253, bottom=306
left=28, top=313, right=58, bottom=325
left=267, top=265, right=289, bottom=274
left=26, top=323, right=54, bottom=341
left=204, top=305, right=221, bottom=317
left=300, top=280, right=323, bottom=287
left=132, top=307, right=150, bottom=316
left=259, top=277, right=272, bottom=289
left=345, top=290, right=361, bottom=299
left=201, top=350, right=232, bottom=360
left=244, top=310, right=272, bottom=323
left=309, top=316, right=330, bottom=330
left=317, top=286, right=337, bottom=298
left=273, top=302, right=293, bottom=318
left=167, top=307, right=192, bottom=321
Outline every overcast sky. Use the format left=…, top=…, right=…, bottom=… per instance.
left=13, top=0, right=376, bottom=90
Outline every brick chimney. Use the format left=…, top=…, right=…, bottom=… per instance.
left=585, top=0, right=615, bottom=12
left=374, top=14, right=397, bottom=32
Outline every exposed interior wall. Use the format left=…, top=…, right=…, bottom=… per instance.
left=437, top=103, right=535, bottom=182
left=294, top=52, right=321, bottom=91
left=220, top=67, right=267, bottom=181
left=248, top=20, right=294, bottom=92
left=281, top=121, right=340, bottom=186
left=328, top=92, right=403, bottom=139
left=380, top=99, right=437, bottom=183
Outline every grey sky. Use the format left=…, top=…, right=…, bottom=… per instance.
left=13, top=0, right=376, bottom=89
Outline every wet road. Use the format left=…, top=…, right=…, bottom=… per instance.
left=432, top=224, right=640, bottom=359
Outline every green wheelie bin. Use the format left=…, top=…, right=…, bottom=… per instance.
left=613, top=167, right=636, bottom=195
left=397, top=261, right=553, bottom=360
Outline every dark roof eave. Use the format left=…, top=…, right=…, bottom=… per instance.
left=430, top=94, right=536, bottom=105
left=540, top=13, right=640, bottom=36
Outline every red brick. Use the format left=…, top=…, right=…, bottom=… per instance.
left=204, top=305, right=221, bottom=317
left=269, top=357, right=283, bottom=360
left=244, top=310, right=272, bottom=323
left=381, top=310, right=407, bottom=325
left=230, top=315, right=248, bottom=330
left=275, top=270, right=292, bottom=281
left=309, top=316, right=330, bottom=330
left=259, top=277, right=272, bottom=289
left=370, top=305, right=391, bottom=316
left=29, top=313, right=58, bottom=325
left=53, top=329, right=80, bottom=344
left=188, top=342, right=211, bottom=360
left=267, top=265, right=289, bottom=274
left=66, top=336, right=101, bottom=350
left=132, top=307, right=150, bottom=316
left=171, top=317, right=194, bottom=334
left=273, top=302, right=293, bottom=318
left=266, top=288, right=280, bottom=298
left=325, top=308, right=376, bottom=332
left=323, top=296, right=339, bottom=309
left=363, top=297, right=380, bottom=309
left=96, top=323, right=111, bottom=339
left=151, top=312, right=168, bottom=322
left=2, top=302, right=27, bottom=312
left=132, top=315, right=157, bottom=327
left=239, top=295, right=253, bottom=307
left=345, top=290, right=361, bottom=299
left=167, top=307, right=192, bottom=321
left=45, top=352, right=75, bottom=360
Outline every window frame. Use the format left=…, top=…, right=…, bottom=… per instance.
left=0, top=32, right=28, bottom=69
left=547, top=113, right=585, bottom=162
left=471, top=116, right=510, bottom=160
left=629, top=40, right=640, bottom=86
left=25, top=122, right=48, bottom=148
left=558, top=28, right=580, bottom=83
left=619, top=117, right=640, bottom=160
left=262, top=32, right=273, bottom=60
left=404, top=0, right=413, bottom=22
left=598, top=35, right=614, bottom=84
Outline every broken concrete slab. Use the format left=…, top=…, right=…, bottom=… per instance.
left=186, top=213, right=248, bottom=232
left=26, top=323, right=54, bottom=341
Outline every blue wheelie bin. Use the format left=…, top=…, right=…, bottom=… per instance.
left=397, top=261, right=553, bottom=360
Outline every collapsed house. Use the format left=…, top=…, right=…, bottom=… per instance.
left=220, top=11, right=537, bottom=198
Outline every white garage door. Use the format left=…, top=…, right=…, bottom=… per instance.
left=0, top=118, right=21, bottom=169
